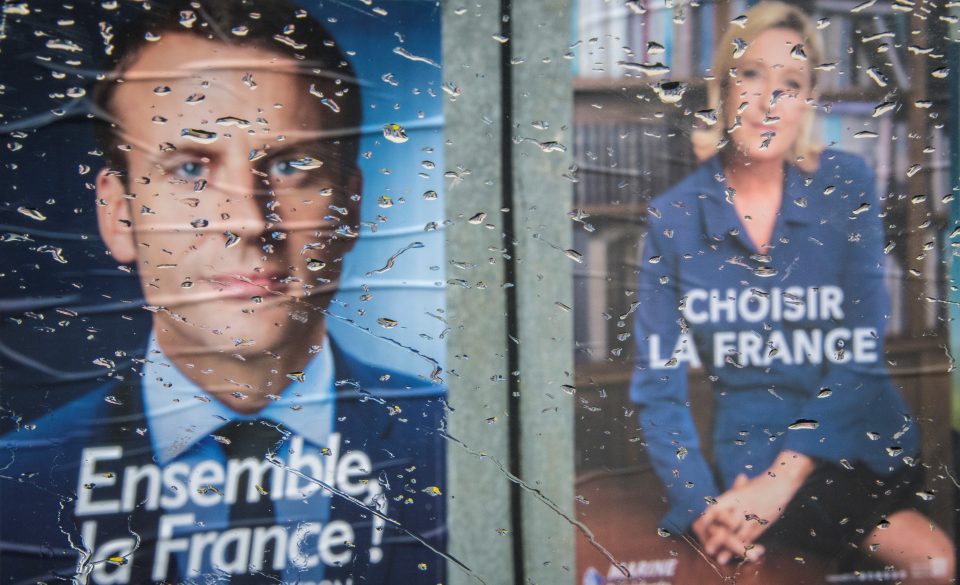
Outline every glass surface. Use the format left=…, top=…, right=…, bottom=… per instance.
left=0, top=2, right=447, bottom=582
left=571, top=1, right=958, bottom=583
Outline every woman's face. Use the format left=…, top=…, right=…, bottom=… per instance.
left=724, top=27, right=814, bottom=163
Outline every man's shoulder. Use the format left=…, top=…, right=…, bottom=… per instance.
left=331, top=341, right=445, bottom=397
left=1, top=375, right=143, bottom=452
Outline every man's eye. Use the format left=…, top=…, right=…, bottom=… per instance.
left=176, top=161, right=206, bottom=178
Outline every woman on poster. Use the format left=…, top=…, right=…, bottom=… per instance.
left=631, top=2, right=954, bottom=580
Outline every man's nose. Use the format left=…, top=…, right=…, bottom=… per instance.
left=217, top=152, right=269, bottom=236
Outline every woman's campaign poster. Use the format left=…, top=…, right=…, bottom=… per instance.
left=571, top=1, right=957, bottom=584
left=0, top=1, right=447, bottom=583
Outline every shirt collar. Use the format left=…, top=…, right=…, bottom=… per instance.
left=699, top=155, right=817, bottom=245
left=142, top=334, right=335, bottom=465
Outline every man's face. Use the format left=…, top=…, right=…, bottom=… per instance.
left=96, top=33, right=359, bottom=357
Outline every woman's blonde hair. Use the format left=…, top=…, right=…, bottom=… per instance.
left=691, top=1, right=825, bottom=172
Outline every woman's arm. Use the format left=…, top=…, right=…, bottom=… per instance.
left=631, top=214, right=719, bottom=535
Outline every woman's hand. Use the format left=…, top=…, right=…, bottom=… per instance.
left=693, top=451, right=815, bottom=564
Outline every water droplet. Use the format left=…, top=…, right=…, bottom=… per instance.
left=538, top=141, right=567, bottom=153
left=790, top=44, right=807, bottom=60
left=185, top=93, right=205, bottom=105
left=564, top=249, right=583, bottom=263
left=224, top=231, right=240, bottom=248
left=377, top=196, right=393, bottom=208
left=392, top=47, right=440, bottom=68
left=179, top=10, right=196, bottom=27
left=306, top=259, right=326, bottom=271
left=931, top=67, right=949, bottom=79
left=153, top=86, right=172, bottom=96
left=851, top=202, right=871, bottom=216
left=647, top=41, right=665, bottom=55
left=753, top=266, right=778, bottom=278
left=423, top=190, right=438, bottom=200
left=695, top=109, right=718, bottom=126
left=652, top=81, right=687, bottom=104
left=377, top=317, right=399, bottom=328
left=872, top=101, right=896, bottom=117
left=915, top=490, right=935, bottom=501
left=788, top=419, right=819, bottom=430
left=732, top=37, right=748, bottom=59
left=617, top=61, right=671, bottom=77
left=37, top=245, right=67, bottom=263
left=492, top=33, right=509, bottom=44
left=383, top=123, right=408, bottom=144
left=17, top=206, right=46, bottom=221
left=286, top=371, right=305, bottom=382
left=46, top=38, right=83, bottom=52
left=190, top=219, right=209, bottom=228
left=216, top=116, right=250, bottom=128
left=854, top=130, right=879, bottom=139
left=181, top=128, right=218, bottom=144
left=865, top=67, right=888, bottom=88
left=95, top=357, right=117, bottom=369
left=468, top=212, right=487, bottom=224
left=289, top=157, right=324, bottom=170
left=231, top=25, right=249, bottom=36
left=249, top=149, right=267, bottom=161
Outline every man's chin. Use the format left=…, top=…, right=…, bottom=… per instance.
left=154, top=305, right=324, bottom=357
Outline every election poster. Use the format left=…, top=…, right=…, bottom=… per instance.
left=0, top=1, right=447, bottom=583
left=571, top=1, right=958, bottom=583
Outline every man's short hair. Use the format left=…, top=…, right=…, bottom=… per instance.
left=92, top=0, right=363, bottom=178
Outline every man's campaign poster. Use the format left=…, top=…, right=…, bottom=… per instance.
left=0, top=1, right=447, bottom=583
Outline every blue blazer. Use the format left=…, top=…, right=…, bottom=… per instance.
left=0, top=343, right=446, bottom=584
left=630, top=149, right=919, bottom=533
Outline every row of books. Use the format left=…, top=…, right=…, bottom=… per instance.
left=571, top=0, right=923, bottom=94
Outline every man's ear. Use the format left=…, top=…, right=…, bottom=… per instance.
left=95, top=167, right=138, bottom=265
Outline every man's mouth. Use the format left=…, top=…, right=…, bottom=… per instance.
left=205, top=271, right=285, bottom=298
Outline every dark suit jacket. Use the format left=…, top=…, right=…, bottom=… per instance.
left=0, top=343, right=447, bottom=584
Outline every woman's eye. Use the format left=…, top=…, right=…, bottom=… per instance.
left=741, top=68, right=760, bottom=79
left=270, top=159, right=299, bottom=177
left=176, top=161, right=206, bottom=178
